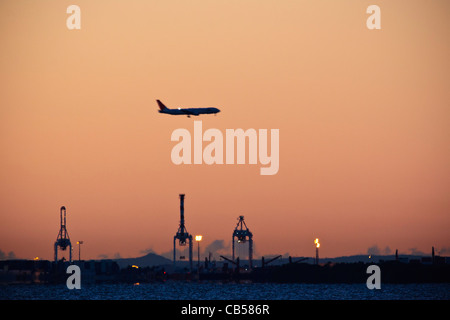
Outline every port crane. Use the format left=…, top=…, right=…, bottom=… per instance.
left=232, top=216, right=253, bottom=269
left=54, top=206, right=72, bottom=262
left=173, top=194, right=193, bottom=271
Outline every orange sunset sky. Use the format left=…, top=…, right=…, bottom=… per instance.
left=1, top=0, right=449, bottom=261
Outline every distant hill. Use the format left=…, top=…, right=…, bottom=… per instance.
left=216, top=254, right=440, bottom=267
left=112, top=252, right=172, bottom=269
left=109, top=253, right=442, bottom=269
left=316, top=254, right=439, bottom=264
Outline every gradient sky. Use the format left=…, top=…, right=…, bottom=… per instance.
left=1, top=0, right=449, bottom=261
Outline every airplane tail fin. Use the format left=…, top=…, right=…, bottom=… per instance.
left=157, top=100, right=168, bottom=111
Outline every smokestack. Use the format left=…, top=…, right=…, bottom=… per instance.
left=432, top=246, right=435, bottom=264
left=179, top=194, right=185, bottom=225
left=314, top=238, right=320, bottom=265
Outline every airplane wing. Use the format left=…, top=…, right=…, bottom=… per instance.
left=180, top=109, right=200, bottom=116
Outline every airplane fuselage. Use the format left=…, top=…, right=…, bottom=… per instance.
left=159, top=107, right=220, bottom=116
left=157, top=100, right=220, bottom=117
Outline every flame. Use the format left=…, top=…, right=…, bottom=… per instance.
left=314, top=238, right=320, bottom=248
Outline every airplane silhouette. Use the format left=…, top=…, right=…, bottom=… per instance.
left=157, top=100, right=220, bottom=117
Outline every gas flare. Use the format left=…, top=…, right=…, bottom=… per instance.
left=314, top=238, right=320, bottom=248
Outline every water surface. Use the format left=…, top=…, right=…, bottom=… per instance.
left=1, top=282, right=449, bottom=300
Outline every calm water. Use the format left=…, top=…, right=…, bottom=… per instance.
left=1, top=282, right=449, bottom=300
